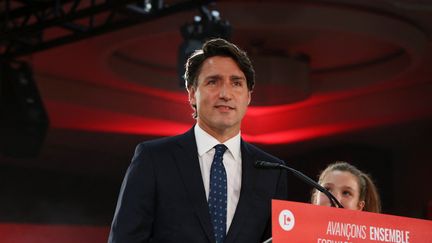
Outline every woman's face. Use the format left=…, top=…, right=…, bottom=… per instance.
left=315, top=170, right=365, bottom=211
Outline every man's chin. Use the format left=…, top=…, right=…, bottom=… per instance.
left=215, top=121, right=240, bottom=130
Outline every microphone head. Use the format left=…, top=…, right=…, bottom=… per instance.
left=254, top=160, right=265, bottom=168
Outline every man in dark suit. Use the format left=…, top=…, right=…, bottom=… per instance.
left=108, top=38, right=288, bottom=243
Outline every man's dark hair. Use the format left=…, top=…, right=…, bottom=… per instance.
left=184, top=38, right=255, bottom=91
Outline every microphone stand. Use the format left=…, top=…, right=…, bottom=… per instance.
left=256, top=160, right=344, bottom=243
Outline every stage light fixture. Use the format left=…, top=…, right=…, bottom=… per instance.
left=127, top=0, right=164, bottom=14
left=0, top=62, right=49, bottom=157
left=177, top=5, right=232, bottom=86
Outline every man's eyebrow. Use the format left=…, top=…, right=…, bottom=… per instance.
left=202, top=74, right=245, bottom=81
left=204, top=74, right=223, bottom=80
left=231, top=75, right=246, bottom=80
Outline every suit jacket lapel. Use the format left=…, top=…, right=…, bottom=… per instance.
left=174, top=128, right=214, bottom=243
left=225, top=140, right=257, bottom=243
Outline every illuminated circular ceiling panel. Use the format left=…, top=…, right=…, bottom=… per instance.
left=106, top=2, right=427, bottom=106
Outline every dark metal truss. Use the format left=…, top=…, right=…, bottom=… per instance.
left=0, top=0, right=209, bottom=61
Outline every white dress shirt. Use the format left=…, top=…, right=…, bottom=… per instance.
left=194, top=124, right=242, bottom=232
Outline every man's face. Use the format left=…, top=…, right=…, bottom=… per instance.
left=188, top=56, right=251, bottom=136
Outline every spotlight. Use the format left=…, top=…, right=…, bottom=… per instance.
left=127, top=0, right=164, bottom=14
left=178, top=5, right=232, bottom=86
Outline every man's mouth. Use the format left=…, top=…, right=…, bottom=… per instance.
left=215, top=105, right=234, bottom=111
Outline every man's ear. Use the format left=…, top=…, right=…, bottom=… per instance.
left=247, top=91, right=251, bottom=105
left=188, top=87, right=196, bottom=106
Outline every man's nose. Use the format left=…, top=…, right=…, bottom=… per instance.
left=219, top=82, right=231, bottom=99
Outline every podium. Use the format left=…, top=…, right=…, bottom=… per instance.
left=272, top=200, right=432, bottom=242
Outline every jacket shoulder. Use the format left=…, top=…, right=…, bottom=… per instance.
left=133, top=130, right=193, bottom=158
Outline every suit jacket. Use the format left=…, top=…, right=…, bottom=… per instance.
left=108, top=127, right=288, bottom=243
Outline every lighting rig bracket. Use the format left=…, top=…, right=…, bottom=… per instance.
left=0, top=0, right=212, bottom=61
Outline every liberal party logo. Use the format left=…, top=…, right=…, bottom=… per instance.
left=279, top=209, right=295, bottom=231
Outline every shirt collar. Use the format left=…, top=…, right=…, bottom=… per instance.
left=194, top=124, right=241, bottom=161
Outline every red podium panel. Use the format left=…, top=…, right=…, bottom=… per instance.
left=272, top=200, right=432, bottom=242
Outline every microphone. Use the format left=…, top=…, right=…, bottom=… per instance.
left=255, top=160, right=344, bottom=208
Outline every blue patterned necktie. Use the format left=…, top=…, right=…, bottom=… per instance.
left=208, top=144, right=228, bottom=243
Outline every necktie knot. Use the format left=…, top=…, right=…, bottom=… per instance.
left=214, top=144, right=227, bottom=155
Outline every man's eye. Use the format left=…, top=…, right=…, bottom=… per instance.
left=207, top=80, right=217, bottom=85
